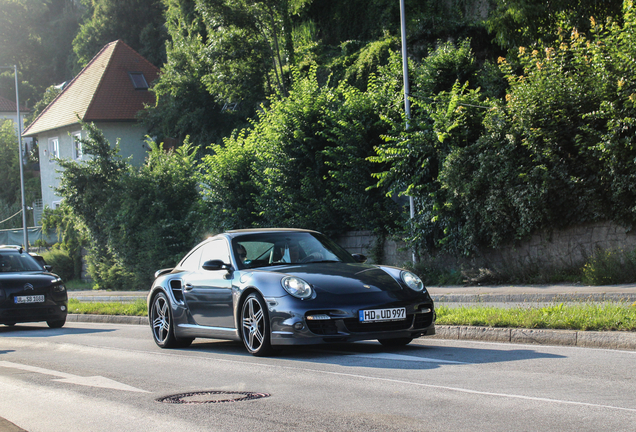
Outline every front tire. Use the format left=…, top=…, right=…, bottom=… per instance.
left=150, top=292, right=193, bottom=348
left=47, top=319, right=66, bottom=328
left=241, top=293, right=275, bottom=356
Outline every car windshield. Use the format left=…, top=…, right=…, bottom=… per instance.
left=0, top=251, right=45, bottom=272
left=232, top=232, right=356, bottom=269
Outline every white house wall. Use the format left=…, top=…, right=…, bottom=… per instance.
left=37, top=122, right=150, bottom=209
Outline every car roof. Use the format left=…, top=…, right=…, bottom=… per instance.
left=224, top=228, right=318, bottom=237
left=0, top=245, right=24, bottom=253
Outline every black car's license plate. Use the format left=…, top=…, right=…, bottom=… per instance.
left=14, top=295, right=45, bottom=304
left=359, top=307, right=406, bottom=323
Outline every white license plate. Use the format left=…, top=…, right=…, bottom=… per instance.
left=359, top=307, right=406, bottom=323
left=14, top=295, right=45, bottom=304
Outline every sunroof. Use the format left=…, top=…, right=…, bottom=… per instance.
left=129, top=72, right=148, bottom=90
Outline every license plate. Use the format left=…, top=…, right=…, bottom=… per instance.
left=14, top=295, right=45, bottom=304
left=359, top=307, right=406, bottom=323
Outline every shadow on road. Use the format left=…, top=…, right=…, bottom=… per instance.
left=0, top=325, right=115, bottom=337
left=180, top=338, right=566, bottom=370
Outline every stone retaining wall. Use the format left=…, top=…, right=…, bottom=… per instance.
left=336, top=221, right=636, bottom=269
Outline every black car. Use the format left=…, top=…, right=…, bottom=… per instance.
left=148, top=229, right=435, bottom=356
left=0, top=246, right=68, bottom=328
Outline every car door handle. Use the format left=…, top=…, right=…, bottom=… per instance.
left=183, top=283, right=193, bottom=292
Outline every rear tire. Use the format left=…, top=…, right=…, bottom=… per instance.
left=150, top=292, right=193, bottom=348
left=378, top=337, right=413, bottom=347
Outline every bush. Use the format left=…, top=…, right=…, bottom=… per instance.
left=55, top=123, right=204, bottom=290
left=41, top=248, right=75, bottom=282
left=582, top=248, right=636, bottom=286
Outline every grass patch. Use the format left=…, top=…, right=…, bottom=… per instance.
left=436, top=302, right=636, bottom=331
left=67, top=298, right=147, bottom=316
left=66, top=298, right=636, bottom=332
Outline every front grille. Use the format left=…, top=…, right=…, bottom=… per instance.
left=413, top=311, right=434, bottom=329
left=1, top=306, right=58, bottom=319
left=306, top=319, right=338, bottom=335
left=343, top=315, right=414, bottom=333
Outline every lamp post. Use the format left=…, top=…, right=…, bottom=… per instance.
left=1, top=65, right=29, bottom=251
left=399, top=0, right=416, bottom=263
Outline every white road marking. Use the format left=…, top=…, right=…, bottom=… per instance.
left=0, top=360, right=149, bottom=393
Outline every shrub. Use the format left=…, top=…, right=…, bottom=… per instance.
left=582, top=248, right=636, bottom=285
left=41, top=248, right=75, bottom=282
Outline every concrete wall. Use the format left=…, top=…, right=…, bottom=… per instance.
left=336, top=222, right=636, bottom=269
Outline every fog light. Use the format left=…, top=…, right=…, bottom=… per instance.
left=60, top=305, right=66, bottom=311
left=294, top=322, right=304, bottom=330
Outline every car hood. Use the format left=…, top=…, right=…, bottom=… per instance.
left=264, top=263, right=403, bottom=295
left=0, top=272, right=61, bottom=290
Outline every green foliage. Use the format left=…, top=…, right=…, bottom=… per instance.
left=0, top=119, right=40, bottom=228
left=372, top=12, right=636, bottom=256
left=0, top=120, right=20, bottom=207
left=201, top=68, right=399, bottom=235
left=41, top=247, right=75, bottom=282
left=73, top=0, right=167, bottom=68
left=0, top=0, right=81, bottom=103
left=486, top=0, right=624, bottom=49
left=582, top=248, right=636, bottom=286
left=41, top=203, right=85, bottom=280
left=55, top=123, right=203, bottom=290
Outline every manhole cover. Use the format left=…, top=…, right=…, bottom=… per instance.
left=157, top=391, right=270, bottom=404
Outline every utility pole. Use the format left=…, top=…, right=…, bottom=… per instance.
left=15, top=65, right=28, bottom=251
left=399, top=0, right=416, bottom=264
left=1, top=65, right=29, bottom=251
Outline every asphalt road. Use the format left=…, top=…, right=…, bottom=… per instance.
left=1, top=321, right=635, bottom=431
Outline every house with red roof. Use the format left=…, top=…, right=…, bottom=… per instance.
left=22, top=40, right=159, bottom=210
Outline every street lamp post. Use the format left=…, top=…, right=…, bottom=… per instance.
left=399, top=0, right=416, bottom=264
left=1, top=65, right=29, bottom=251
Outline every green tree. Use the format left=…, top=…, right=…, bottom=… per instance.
left=0, top=0, right=82, bottom=103
left=486, top=0, right=624, bottom=49
left=73, top=0, right=167, bottom=68
left=0, top=119, right=40, bottom=228
left=55, top=122, right=203, bottom=289
left=146, top=0, right=308, bottom=147
left=201, top=68, right=399, bottom=235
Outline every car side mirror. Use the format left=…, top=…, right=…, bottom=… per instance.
left=44, top=264, right=53, bottom=272
left=352, top=254, right=367, bottom=263
left=202, top=259, right=233, bottom=272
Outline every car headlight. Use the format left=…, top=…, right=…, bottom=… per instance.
left=401, top=271, right=425, bottom=292
left=281, top=276, right=313, bottom=300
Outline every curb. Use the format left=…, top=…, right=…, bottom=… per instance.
left=431, top=293, right=636, bottom=303
left=432, top=325, right=636, bottom=350
left=68, top=314, right=636, bottom=351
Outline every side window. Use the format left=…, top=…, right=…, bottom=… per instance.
left=48, top=137, right=59, bottom=161
left=179, top=247, right=203, bottom=271
left=72, top=132, right=82, bottom=160
left=199, top=240, right=230, bottom=267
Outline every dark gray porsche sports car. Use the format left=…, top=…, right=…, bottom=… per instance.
left=148, top=229, right=435, bottom=356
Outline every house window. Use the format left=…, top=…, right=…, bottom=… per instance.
left=48, top=137, right=59, bottom=161
left=128, top=72, right=148, bottom=90
left=72, top=132, right=82, bottom=160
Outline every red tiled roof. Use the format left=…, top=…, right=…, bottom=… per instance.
left=23, top=40, right=159, bottom=136
left=0, top=95, right=30, bottom=113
